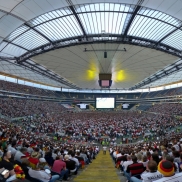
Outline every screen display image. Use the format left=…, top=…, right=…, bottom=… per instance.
left=77, top=103, right=88, bottom=109
left=101, top=80, right=110, bottom=87
left=96, top=98, right=115, bottom=108
left=122, top=103, right=130, bottom=109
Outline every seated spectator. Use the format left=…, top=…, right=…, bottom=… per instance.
left=166, top=155, right=179, bottom=173
left=7, top=141, right=17, bottom=156
left=70, top=152, right=81, bottom=171
left=51, top=155, right=69, bottom=180
left=14, top=147, right=27, bottom=163
left=0, top=168, right=10, bottom=182
left=122, top=155, right=133, bottom=172
left=37, top=158, right=50, bottom=170
left=45, top=151, right=54, bottom=167
left=125, top=156, right=145, bottom=182
left=130, top=160, right=163, bottom=182
left=17, top=158, right=31, bottom=180
left=29, top=168, right=59, bottom=182
left=28, top=151, right=40, bottom=169
left=155, top=160, right=182, bottom=181
left=64, top=155, right=77, bottom=173
left=0, top=149, right=16, bottom=182
left=142, top=155, right=148, bottom=167
left=151, top=153, right=160, bottom=165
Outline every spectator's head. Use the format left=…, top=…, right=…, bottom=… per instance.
left=21, top=158, right=30, bottom=166
left=148, top=160, right=157, bottom=172
left=132, top=156, right=137, bottom=163
left=127, top=155, right=131, bottom=161
left=3, top=149, right=11, bottom=160
left=31, top=151, right=40, bottom=158
left=151, top=153, right=160, bottom=164
left=71, top=152, right=75, bottom=157
left=173, top=151, right=180, bottom=158
left=58, top=155, right=63, bottom=160
left=162, top=151, right=169, bottom=160
left=11, top=140, right=17, bottom=147
left=64, top=155, right=69, bottom=161
left=158, top=160, right=174, bottom=177
left=142, top=155, right=148, bottom=162
left=137, top=153, right=142, bottom=161
left=20, top=147, right=27, bottom=155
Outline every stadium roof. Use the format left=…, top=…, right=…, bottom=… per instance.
left=1, top=0, right=182, bottom=90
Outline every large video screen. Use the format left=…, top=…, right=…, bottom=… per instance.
left=96, top=98, right=115, bottom=108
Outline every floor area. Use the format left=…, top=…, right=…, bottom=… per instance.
left=73, top=151, right=120, bottom=182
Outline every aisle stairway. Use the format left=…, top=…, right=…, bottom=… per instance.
left=73, top=151, right=120, bottom=182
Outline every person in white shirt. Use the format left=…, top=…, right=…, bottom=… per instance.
left=116, top=150, right=122, bottom=159
left=14, top=148, right=27, bottom=163
left=7, top=141, right=17, bottom=156
left=103, top=146, right=107, bottom=155
left=122, top=155, right=133, bottom=172
left=130, top=160, right=163, bottom=182
left=29, top=168, right=59, bottom=182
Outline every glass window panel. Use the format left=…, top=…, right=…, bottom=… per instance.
left=105, top=3, right=110, bottom=11
left=7, top=25, right=29, bottom=41
left=128, top=15, right=176, bottom=41
left=89, top=4, right=95, bottom=11
left=35, top=15, right=82, bottom=41
left=2, top=44, right=26, bottom=56
left=162, top=29, right=182, bottom=50
left=114, top=4, right=120, bottom=11
left=100, top=12, right=105, bottom=32
left=105, top=12, right=109, bottom=33
left=85, top=4, right=90, bottom=11
left=139, top=8, right=180, bottom=27
left=94, top=4, right=100, bottom=11
left=123, top=5, right=130, bottom=12
left=12, top=29, right=49, bottom=50
left=100, top=3, right=105, bottom=11
left=76, top=5, right=86, bottom=12
left=80, top=12, right=127, bottom=34
left=109, top=3, right=114, bottom=11
left=30, top=9, right=72, bottom=26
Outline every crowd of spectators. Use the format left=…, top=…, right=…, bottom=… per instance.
left=111, top=132, right=182, bottom=181
left=0, top=80, right=56, bottom=97
left=0, top=96, right=181, bottom=181
left=149, top=103, right=182, bottom=116
left=0, top=98, right=67, bottom=118
left=0, top=119, right=99, bottom=182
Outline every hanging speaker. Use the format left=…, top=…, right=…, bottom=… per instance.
left=104, top=51, right=107, bottom=58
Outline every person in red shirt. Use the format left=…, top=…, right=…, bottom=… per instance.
left=52, top=155, right=69, bottom=180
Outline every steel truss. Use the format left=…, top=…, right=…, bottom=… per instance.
left=13, top=35, right=182, bottom=63
left=0, top=57, right=80, bottom=89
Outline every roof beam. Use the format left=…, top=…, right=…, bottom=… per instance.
left=15, top=34, right=182, bottom=63
left=123, top=0, right=144, bottom=37
left=67, top=0, right=87, bottom=37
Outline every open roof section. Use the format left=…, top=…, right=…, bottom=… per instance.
left=0, top=2, right=181, bottom=61
left=0, top=0, right=182, bottom=89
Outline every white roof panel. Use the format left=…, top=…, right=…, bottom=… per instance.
left=0, top=15, right=23, bottom=38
